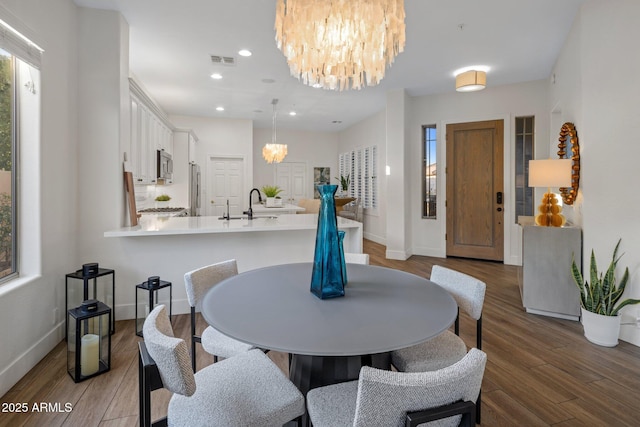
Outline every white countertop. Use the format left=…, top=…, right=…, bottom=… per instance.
left=104, top=213, right=361, bottom=237
left=251, top=203, right=305, bottom=213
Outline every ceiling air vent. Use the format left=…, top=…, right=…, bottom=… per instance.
left=210, top=55, right=236, bottom=66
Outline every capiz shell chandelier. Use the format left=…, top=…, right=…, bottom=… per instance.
left=262, top=143, right=288, bottom=163
left=262, top=99, right=288, bottom=164
left=274, top=0, right=406, bottom=91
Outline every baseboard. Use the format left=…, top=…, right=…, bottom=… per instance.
left=385, top=249, right=411, bottom=260
left=411, top=246, right=445, bottom=258
left=363, top=232, right=385, bottom=246
left=0, top=321, right=65, bottom=398
left=115, top=298, right=191, bottom=321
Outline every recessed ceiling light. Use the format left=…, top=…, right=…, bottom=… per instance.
left=216, top=106, right=225, bottom=112
left=332, top=120, right=342, bottom=124
left=238, top=49, right=252, bottom=57
left=289, top=111, right=297, bottom=116
left=210, top=73, right=223, bottom=80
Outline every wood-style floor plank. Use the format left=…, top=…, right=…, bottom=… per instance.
left=2, top=239, right=640, bottom=426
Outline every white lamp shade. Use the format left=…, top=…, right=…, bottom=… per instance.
left=455, top=70, right=486, bottom=92
left=528, top=159, right=572, bottom=188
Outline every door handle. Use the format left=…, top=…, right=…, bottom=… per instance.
left=496, top=192, right=503, bottom=204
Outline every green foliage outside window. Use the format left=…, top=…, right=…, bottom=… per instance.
left=0, top=54, right=12, bottom=172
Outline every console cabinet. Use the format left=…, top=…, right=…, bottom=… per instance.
left=521, top=224, right=582, bottom=320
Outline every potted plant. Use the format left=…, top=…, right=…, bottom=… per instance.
left=261, top=185, right=283, bottom=207
left=335, top=174, right=350, bottom=195
left=155, top=194, right=171, bottom=208
left=571, top=238, right=640, bottom=347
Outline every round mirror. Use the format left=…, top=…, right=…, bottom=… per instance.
left=557, top=122, right=580, bottom=205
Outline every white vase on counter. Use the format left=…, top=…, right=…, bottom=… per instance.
left=266, top=197, right=283, bottom=208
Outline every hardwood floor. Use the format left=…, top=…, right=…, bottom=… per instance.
left=2, top=239, right=640, bottom=426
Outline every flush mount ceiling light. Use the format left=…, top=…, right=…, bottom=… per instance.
left=454, top=66, right=490, bottom=92
left=262, top=99, right=288, bottom=164
left=274, top=0, right=406, bottom=91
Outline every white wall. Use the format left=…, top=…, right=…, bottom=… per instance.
left=0, top=0, right=79, bottom=397
left=171, top=115, right=253, bottom=212
left=563, top=0, right=640, bottom=346
left=408, top=80, right=550, bottom=264
left=338, top=109, right=387, bottom=244
left=253, top=127, right=339, bottom=198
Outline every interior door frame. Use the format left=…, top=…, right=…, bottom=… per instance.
left=439, top=114, right=515, bottom=264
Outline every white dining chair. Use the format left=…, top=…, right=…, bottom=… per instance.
left=184, top=259, right=253, bottom=371
left=307, top=348, right=486, bottom=427
left=391, top=265, right=486, bottom=423
left=139, top=305, right=305, bottom=427
left=344, top=253, right=370, bottom=264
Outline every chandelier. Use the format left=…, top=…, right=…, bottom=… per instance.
left=262, top=99, right=288, bottom=164
left=274, top=0, right=406, bottom=91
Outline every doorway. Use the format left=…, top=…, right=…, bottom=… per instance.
left=275, top=162, right=307, bottom=205
left=206, top=156, right=244, bottom=216
left=446, top=120, right=504, bottom=261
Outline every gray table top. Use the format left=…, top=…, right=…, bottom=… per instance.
left=201, top=262, right=458, bottom=357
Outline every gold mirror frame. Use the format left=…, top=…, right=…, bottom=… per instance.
left=557, top=122, right=580, bottom=205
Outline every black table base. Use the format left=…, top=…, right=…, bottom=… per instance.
left=288, top=352, right=391, bottom=426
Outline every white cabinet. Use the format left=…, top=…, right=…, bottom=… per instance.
left=520, top=224, right=582, bottom=320
left=129, top=79, right=173, bottom=184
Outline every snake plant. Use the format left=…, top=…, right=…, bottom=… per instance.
left=571, top=239, right=640, bottom=316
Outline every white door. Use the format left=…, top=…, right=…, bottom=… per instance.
left=207, top=157, right=244, bottom=216
left=276, top=162, right=307, bottom=205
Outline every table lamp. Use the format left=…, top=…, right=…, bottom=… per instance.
left=528, top=159, right=572, bottom=227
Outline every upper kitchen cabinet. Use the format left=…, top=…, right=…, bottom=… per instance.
left=129, top=79, right=174, bottom=184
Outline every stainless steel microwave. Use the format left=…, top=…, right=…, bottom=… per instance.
left=157, top=150, right=173, bottom=181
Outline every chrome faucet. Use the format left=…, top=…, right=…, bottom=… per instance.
left=244, top=188, right=263, bottom=219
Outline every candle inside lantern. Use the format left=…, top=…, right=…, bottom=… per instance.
left=80, top=334, right=100, bottom=376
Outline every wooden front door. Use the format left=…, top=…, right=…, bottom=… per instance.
left=446, top=120, right=504, bottom=261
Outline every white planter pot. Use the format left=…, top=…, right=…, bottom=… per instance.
left=266, top=197, right=283, bottom=207
left=581, top=308, right=621, bottom=347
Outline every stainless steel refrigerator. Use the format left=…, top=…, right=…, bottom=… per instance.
left=189, top=162, right=201, bottom=216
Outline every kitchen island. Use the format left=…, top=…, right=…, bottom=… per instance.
left=103, top=214, right=363, bottom=320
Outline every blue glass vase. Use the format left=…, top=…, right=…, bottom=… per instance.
left=338, top=230, right=347, bottom=285
left=310, top=185, right=346, bottom=299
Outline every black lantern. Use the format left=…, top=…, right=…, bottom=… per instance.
left=135, top=276, right=172, bottom=337
left=67, top=300, right=111, bottom=383
left=65, top=263, right=115, bottom=336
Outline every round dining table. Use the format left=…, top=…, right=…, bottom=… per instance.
left=201, top=262, right=457, bottom=395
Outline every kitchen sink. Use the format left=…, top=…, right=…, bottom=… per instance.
left=218, top=215, right=278, bottom=220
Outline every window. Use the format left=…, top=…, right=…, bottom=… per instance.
left=0, top=19, right=42, bottom=283
left=515, top=116, right=535, bottom=221
left=0, top=49, right=15, bottom=280
left=422, top=125, right=437, bottom=218
left=338, top=145, right=377, bottom=210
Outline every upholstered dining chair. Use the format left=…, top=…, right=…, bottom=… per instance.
left=297, top=198, right=320, bottom=214
left=184, top=259, right=253, bottom=371
left=390, top=265, right=486, bottom=423
left=337, top=198, right=362, bottom=222
left=139, top=305, right=305, bottom=427
left=344, top=253, right=370, bottom=265
left=306, top=348, right=486, bottom=427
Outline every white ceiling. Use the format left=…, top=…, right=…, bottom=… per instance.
left=73, top=0, right=586, bottom=132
